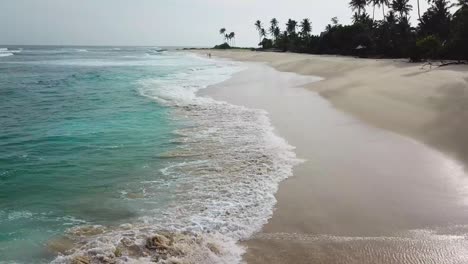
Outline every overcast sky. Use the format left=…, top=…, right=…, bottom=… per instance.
left=0, top=0, right=434, bottom=47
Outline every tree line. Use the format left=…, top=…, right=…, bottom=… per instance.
left=219, top=0, right=467, bottom=61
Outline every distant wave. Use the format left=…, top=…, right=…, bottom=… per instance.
left=8, top=53, right=205, bottom=67
left=0, top=47, right=22, bottom=58
left=0, top=52, right=14, bottom=57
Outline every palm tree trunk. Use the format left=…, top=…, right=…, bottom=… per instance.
left=417, top=0, right=421, bottom=20
left=373, top=5, right=376, bottom=20
left=382, top=5, right=385, bottom=18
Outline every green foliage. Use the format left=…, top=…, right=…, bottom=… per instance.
left=416, top=35, right=442, bottom=59
left=236, top=0, right=467, bottom=61
left=349, top=0, right=367, bottom=15
left=448, top=7, right=468, bottom=60
left=391, top=0, right=413, bottom=18
left=300, top=18, right=312, bottom=37
left=419, top=0, right=452, bottom=41
left=213, top=43, right=231, bottom=49
left=218, top=27, right=236, bottom=46
left=318, top=23, right=370, bottom=55
left=260, top=38, right=274, bottom=49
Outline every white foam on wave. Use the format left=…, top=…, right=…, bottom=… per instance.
left=137, top=62, right=240, bottom=105
left=0, top=52, right=14, bottom=57
left=0, top=47, right=21, bottom=58
left=0, top=210, right=88, bottom=227
left=52, top=53, right=302, bottom=264
left=7, top=53, right=205, bottom=67
left=0, top=47, right=22, bottom=56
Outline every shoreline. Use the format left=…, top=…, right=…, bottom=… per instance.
left=196, top=50, right=468, bottom=167
left=197, top=52, right=468, bottom=263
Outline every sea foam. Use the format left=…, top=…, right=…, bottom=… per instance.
left=0, top=47, right=22, bottom=57
left=52, top=53, right=301, bottom=264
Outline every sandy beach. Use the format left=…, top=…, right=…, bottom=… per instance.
left=197, top=50, right=468, bottom=263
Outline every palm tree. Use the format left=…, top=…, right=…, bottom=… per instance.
left=419, top=0, right=452, bottom=40
left=286, top=19, right=298, bottom=35
left=260, top=28, right=267, bottom=40
left=391, top=0, right=412, bottom=18
left=273, top=27, right=281, bottom=40
left=228, top=32, right=236, bottom=46
left=255, top=20, right=263, bottom=43
left=349, top=0, right=367, bottom=16
left=352, top=12, right=360, bottom=23
left=381, top=0, right=390, bottom=17
left=386, top=10, right=397, bottom=23
left=300, top=18, right=312, bottom=38
left=269, top=18, right=279, bottom=40
left=417, top=0, right=421, bottom=20
left=219, top=28, right=226, bottom=43
left=369, top=0, right=381, bottom=20
left=352, top=11, right=371, bottom=23
left=456, top=0, right=468, bottom=11
left=331, top=17, right=339, bottom=25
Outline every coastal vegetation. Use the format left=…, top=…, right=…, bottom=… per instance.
left=216, top=28, right=236, bottom=49
left=217, top=0, right=468, bottom=61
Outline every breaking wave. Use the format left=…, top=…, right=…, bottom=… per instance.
left=0, top=47, right=21, bottom=57
left=51, top=54, right=301, bottom=263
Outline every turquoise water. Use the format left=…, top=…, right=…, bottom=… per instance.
left=0, top=47, right=298, bottom=264
left=0, top=47, right=210, bottom=262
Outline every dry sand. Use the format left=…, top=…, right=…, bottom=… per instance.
left=196, top=50, right=468, bottom=264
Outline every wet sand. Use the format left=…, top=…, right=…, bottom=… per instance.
left=199, top=50, right=468, bottom=166
left=201, top=60, right=468, bottom=264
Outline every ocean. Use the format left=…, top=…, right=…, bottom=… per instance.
left=0, top=47, right=299, bottom=263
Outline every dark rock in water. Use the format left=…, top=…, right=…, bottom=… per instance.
left=71, top=256, right=90, bottom=264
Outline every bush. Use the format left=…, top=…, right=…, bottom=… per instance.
left=260, top=38, right=273, bottom=49
left=213, top=43, right=231, bottom=49
left=409, top=43, right=423, bottom=62
left=416, top=35, right=442, bottom=59
left=448, top=8, right=468, bottom=60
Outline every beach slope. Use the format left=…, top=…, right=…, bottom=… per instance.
left=202, top=50, right=468, bottom=165
left=198, top=51, right=468, bottom=264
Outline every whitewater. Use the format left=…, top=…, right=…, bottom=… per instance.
left=0, top=47, right=300, bottom=264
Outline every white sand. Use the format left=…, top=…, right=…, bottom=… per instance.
left=201, top=50, right=468, bottom=165
left=196, top=50, right=468, bottom=264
